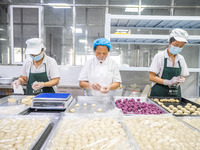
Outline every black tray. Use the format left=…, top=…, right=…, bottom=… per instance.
left=19, top=107, right=65, bottom=115
left=148, top=97, right=200, bottom=117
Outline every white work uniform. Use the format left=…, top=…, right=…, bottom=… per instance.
left=21, top=53, right=60, bottom=91
left=149, top=49, right=189, bottom=87
left=78, top=56, right=122, bottom=96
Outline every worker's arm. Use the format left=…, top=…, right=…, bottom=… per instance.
left=43, top=77, right=59, bottom=87
left=79, top=81, right=90, bottom=89
left=149, top=72, right=165, bottom=85
left=109, top=82, right=120, bottom=90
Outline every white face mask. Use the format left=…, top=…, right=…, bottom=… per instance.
left=96, top=53, right=110, bottom=63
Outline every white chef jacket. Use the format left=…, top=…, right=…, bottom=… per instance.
left=21, top=53, right=60, bottom=91
left=78, top=56, right=122, bottom=96
left=149, top=49, right=189, bottom=87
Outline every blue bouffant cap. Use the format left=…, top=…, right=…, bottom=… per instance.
left=93, top=38, right=112, bottom=51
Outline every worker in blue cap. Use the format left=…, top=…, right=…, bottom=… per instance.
left=78, top=38, right=121, bottom=96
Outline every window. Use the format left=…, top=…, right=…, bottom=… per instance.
left=10, top=5, right=41, bottom=64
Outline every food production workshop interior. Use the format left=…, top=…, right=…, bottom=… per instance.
left=0, top=0, right=200, bottom=150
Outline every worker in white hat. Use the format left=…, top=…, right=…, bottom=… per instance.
left=149, top=28, right=189, bottom=97
left=11, top=38, right=60, bottom=95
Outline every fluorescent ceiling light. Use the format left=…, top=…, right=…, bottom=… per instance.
left=48, top=3, right=71, bottom=8
left=125, top=8, right=144, bottom=12
left=70, top=27, right=82, bottom=33
left=79, top=39, right=87, bottom=43
left=0, top=28, right=4, bottom=31
left=0, top=38, right=7, bottom=41
left=116, top=29, right=129, bottom=32
left=84, top=46, right=91, bottom=49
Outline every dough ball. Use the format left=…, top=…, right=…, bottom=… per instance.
left=191, top=113, right=197, bottom=115
left=169, top=105, right=174, bottom=109
left=160, top=99, right=164, bottom=102
left=181, top=108, right=186, bottom=112
left=177, top=110, right=183, bottom=114
left=75, top=103, right=80, bottom=107
left=97, top=108, right=102, bottom=112
left=92, top=104, right=96, bottom=107
left=172, top=108, right=178, bottom=113
left=191, top=105, right=197, bottom=110
left=189, top=108, right=195, bottom=113
left=70, top=108, right=75, bottom=113
left=8, top=98, right=16, bottom=103
left=177, top=105, right=182, bottom=110
left=197, top=108, right=200, bottom=111
left=194, top=111, right=200, bottom=115
left=185, top=105, right=190, bottom=110
left=175, top=99, right=179, bottom=103
left=83, top=103, right=87, bottom=107
left=187, top=103, right=192, bottom=107
left=153, top=98, right=159, bottom=102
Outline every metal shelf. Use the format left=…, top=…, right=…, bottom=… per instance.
left=105, top=14, right=200, bottom=45
left=109, top=15, right=200, bottom=30
left=110, top=34, right=200, bottom=45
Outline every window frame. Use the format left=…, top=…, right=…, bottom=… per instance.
left=10, top=5, right=42, bottom=64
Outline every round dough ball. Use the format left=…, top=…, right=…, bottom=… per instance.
left=92, top=104, right=96, bottom=107
left=70, top=108, right=75, bottom=113
left=8, top=98, right=16, bottom=103
left=177, top=105, right=182, bottom=110
left=83, top=103, right=87, bottom=107
left=169, top=105, right=174, bottom=109
left=191, top=105, right=197, bottom=110
left=75, top=103, right=80, bottom=107
left=172, top=108, right=178, bottom=113
left=187, top=103, right=192, bottom=107
left=197, top=108, right=200, bottom=111
left=194, top=111, right=200, bottom=115
left=191, top=113, right=197, bottom=115
left=189, top=108, right=195, bottom=113
left=181, top=108, right=186, bottom=112
left=97, top=108, right=102, bottom=112
left=177, top=110, right=183, bottom=114
left=154, top=98, right=159, bottom=102
left=175, top=99, right=179, bottom=103
left=185, top=105, right=190, bottom=110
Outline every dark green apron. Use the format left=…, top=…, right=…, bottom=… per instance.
left=26, top=64, right=55, bottom=95
left=150, top=58, right=181, bottom=97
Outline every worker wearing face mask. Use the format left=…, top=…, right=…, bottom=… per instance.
left=149, top=28, right=189, bottom=97
left=78, top=38, right=122, bottom=96
left=11, top=38, right=60, bottom=95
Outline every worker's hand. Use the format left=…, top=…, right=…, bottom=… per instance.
left=11, top=80, right=21, bottom=88
left=89, top=83, right=101, bottom=91
left=32, top=81, right=44, bottom=90
left=177, top=76, right=185, bottom=85
left=101, top=85, right=110, bottom=94
left=163, top=76, right=179, bottom=86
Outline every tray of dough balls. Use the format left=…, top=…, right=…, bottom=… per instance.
left=65, top=96, right=115, bottom=114
left=123, top=115, right=200, bottom=150
left=44, top=114, right=137, bottom=150
left=0, top=95, right=34, bottom=106
left=0, top=115, right=53, bottom=150
left=0, top=104, right=29, bottom=115
left=150, top=97, right=200, bottom=116
left=113, top=96, right=168, bottom=115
